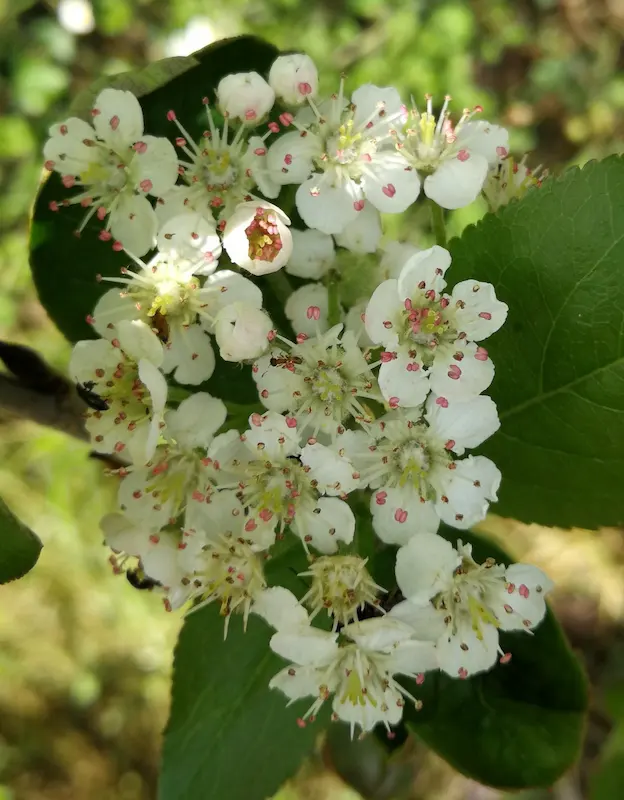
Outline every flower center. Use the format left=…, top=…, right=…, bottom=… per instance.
left=399, top=296, right=456, bottom=364
left=246, top=207, right=283, bottom=263
left=239, top=457, right=314, bottom=525
left=396, top=440, right=430, bottom=488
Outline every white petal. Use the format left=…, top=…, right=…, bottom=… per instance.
left=253, top=586, right=309, bottom=631
left=351, top=84, right=404, bottom=134
left=186, top=488, right=244, bottom=539
left=269, top=54, right=318, bottom=105
left=116, top=319, right=163, bottom=366
left=161, top=324, right=215, bottom=385
left=333, top=688, right=402, bottom=732
left=285, top=283, right=330, bottom=337
left=244, top=411, right=300, bottom=459
left=266, top=130, right=320, bottom=185
left=436, top=620, right=499, bottom=678
left=300, top=441, right=359, bottom=495
left=217, top=72, right=275, bottom=123
left=165, top=392, right=226, bottom=450
left=429, top=340, right=495, bottom=400
left=43, top=117, right=99, bottom=176
left=293, top=497, right=355, bottom=554
left=450, top=280, right=508, bottom=340
left=100, top=512, right=150, bottom=554
left=456, top=120, right=509, bottom=166
left=370, top=486, right=440, bottom=545
left=157, top=212, right=221, bottom=274
left=388, top=600, right=447, bottom=641
left=214, top=302, right=273, bottom=362
left=253, top=352, right=305, bottom=413
left=109, top=194, right=157, bottom=257
left=397, top=245, right=450, bottom=300
left=286, top=228, right=335, bottom=279
left=343, top=616, right=414, bottom=650
left=501, top=564, right=553, bottom=630
left=131, top=135, right=179, bottom=196
left=92, top=88, right=144, bottom=148
left=395, top=533, right=460, bottom=603
left=424, top=154, right=489, bottom=210
left=118, top=468, right=174, bottom=529
left=386, top=639, right=440, bottom=675
left=364, top=279, right=400, bottom=347
left=269, top=664, right=321, bottom=701
left=363, top=154, right=421, bottom=213
left=377, top=351, right=429, bottom=409
left=425, top=393, right=500, bottom=455
left=295, top=176, right=361, bottom=235
left=69, top=338, right=119, bottom=384
left=199, top=270, right=263, bottom=327
left=270, top=627, right=339, bottom=666
left=91, top=288, right=138, bottom=338
left=142, top=536, right=187, bottom=589
left=436, top=455, right=501, bottom=529
left=333, top=200, right=382, bottom=253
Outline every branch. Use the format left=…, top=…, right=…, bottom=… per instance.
left=0, top=372, right=88, bottom=441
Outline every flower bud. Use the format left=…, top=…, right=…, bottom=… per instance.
left=216, top=72, right=275, bottom=123
left=214, top=301, right=273, bottom=362
left=222, top=201, right=292, bottom=276
left=268, top=54, right=318, bottom=105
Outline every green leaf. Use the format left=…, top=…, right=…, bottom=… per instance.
left=449, top=155, right=624, bottom=528
left=393, top=526, right=588, bottom=790
left=159, top=551, right=327, bottom=800
left=0, top=497, right=42, bottom=584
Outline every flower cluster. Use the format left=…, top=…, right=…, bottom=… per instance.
left=48, top=51, right=552, bottom=736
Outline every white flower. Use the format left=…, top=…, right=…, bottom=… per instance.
left=167, top=527, right=269, bottom=629
left=236, top=412, right=357, bottom=553
left=365, top=245, right=508, bottom=406
left=255, top=588, right=437, bottom=734
left=214, top=301, right=274, bottom=362
left=394, top=533, right=553, bottom=678
left=341, top=393, right=501, bottom=544
left=284, top=283, right=330, bottom=336
left=299, top=555, right=384, bottom=628
left=217, top=72, right=275, bottom=123
left=286, top=229, right=336, bottom=280
left=117, top=392, right=235, bottom=532
left=269, top=54, right=318, bottom=105
left=394, top=96, right=509, bottom=209
left=483, top=154, right=546, bottom=212
left=252, top=324, right=380, bottom=438
left=101, top=512, right=201, bottom=596
left=161, top=106, right=279, bottom=225
left=222, top=201, right=293, bottom=275
left=267, top=82, right=420, bottom=234
left=70, top=320, right=166, bottom=463
left=91, top=254, right=264, bottom=384
left=44, top=88, right=178, bottom=255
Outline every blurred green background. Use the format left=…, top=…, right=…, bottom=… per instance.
left=0, top=1, right=623, bottom=798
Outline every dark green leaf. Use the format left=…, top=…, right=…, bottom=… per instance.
left=0, top=497, right=42, bottom=584
left=449, top=156, right=624, bottom=528
left=388, top=526, right=587, bottom=789
left=159, top=550, right=326, bottom=800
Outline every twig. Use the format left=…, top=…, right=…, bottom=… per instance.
left=0, top=372, right=88, bottom=442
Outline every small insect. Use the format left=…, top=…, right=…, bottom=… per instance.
left=76, top=380, right=109, bottom=411
left=270, top=354, right=303, bottom=368
left=126, top=567, right=161, bottom=591
left=151, top=311, right=170, bottom=344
